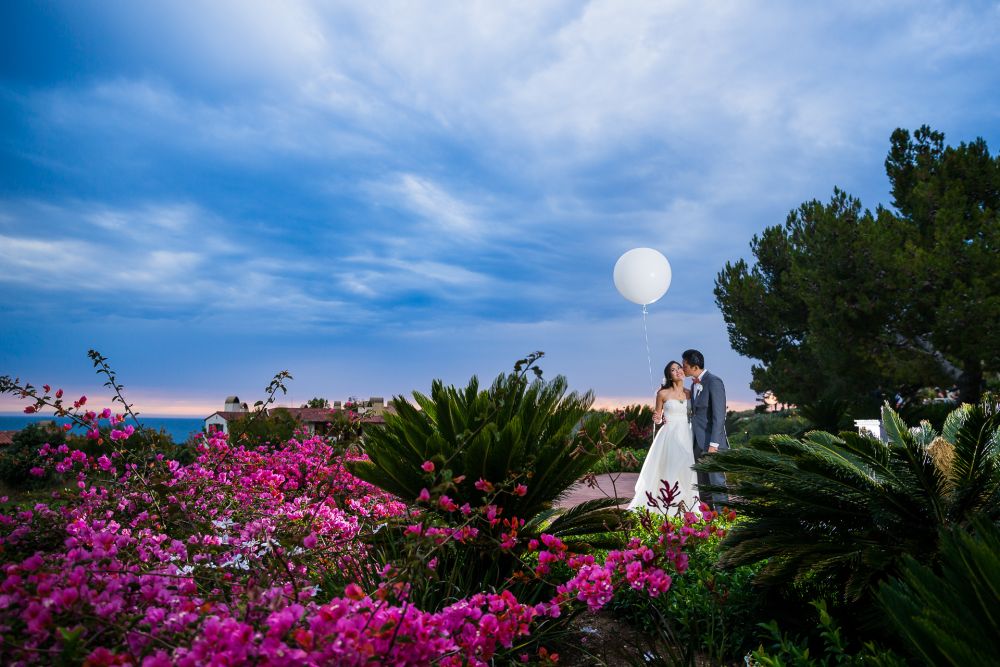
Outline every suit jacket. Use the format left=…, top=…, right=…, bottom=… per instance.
left=690, top=371, right=729, bottom=456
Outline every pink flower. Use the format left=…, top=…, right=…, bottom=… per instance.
left=23, top=406, right=36, bottom=414
left=421, top=461, right=435, bottom=473
left=29, top=467, right=45, bottom=477
left=55, top=388, right=63, bottom=398
left=344, top=583, right=365, bottom=600
left=475, top=478, right=494, bottom=492
left=303, top=533, right=318, bottom=549
left=43, top=384, right=51, bottom=393
left=514, top=484, right=528, bottom=497
left=417, top=488, right=431, bottom=503
left=78, top=395, right=87, bottom=405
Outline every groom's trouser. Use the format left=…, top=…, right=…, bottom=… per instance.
left=695, top=456, right=729, bottom=509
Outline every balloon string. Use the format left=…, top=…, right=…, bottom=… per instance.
left=642, top=304, right=655, bottom=395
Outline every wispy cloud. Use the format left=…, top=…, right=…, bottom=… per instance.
left=394, top=174, right=484, bottom=236
left=0, top=199, right=355, bottom=329
left=335, top=255, right=494, bottom=301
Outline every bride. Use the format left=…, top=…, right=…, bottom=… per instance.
left=627, top=361, right=700, bottom=515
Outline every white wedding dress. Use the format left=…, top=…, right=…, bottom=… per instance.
left=627, top=399, right=700, bottom=515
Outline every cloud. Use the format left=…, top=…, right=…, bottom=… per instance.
left=0, top=199, right=355, bottom=329
left=394, top=174, right=483, bottom=236
left=2, top=1, right=999, bottom=407
left=336, top=256, right=493, bottom=300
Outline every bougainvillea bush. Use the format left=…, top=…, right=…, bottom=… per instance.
left=0, top=363, right=730, bottom=665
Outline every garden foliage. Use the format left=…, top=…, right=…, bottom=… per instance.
left=609, top=507, right=764, bottom=664
left=349, top=353, right=630, bottom=551
left=0, top=354, right=730, bottom=665
left=878, top=516, right=1000, bottom=667
left=699, top=398, right=1000, bottom=602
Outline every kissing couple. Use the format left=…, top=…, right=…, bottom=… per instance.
left=627, top=349, right=729, bottom=514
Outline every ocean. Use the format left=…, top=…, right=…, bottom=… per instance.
left=0, top=415, right=205, bottom=444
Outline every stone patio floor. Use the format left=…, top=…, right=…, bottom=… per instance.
left=555, top=472, right=638, bottom=509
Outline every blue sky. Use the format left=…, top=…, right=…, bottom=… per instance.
left=2, top=1, right=999, bottom=416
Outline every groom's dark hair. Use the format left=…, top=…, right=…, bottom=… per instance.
left=682, top=349, right=704, bottom=369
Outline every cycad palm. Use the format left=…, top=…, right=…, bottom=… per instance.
left=348, top=356, right=628, bottom=542
left=697, top=396, right=1000, bottom=601
left=878, top=516, right=1000, bottom=667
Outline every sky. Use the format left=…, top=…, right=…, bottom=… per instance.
left=2, top=1, right=999, bottom=416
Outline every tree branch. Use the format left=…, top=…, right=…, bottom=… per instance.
left=895, top=335, right=963, bottom=381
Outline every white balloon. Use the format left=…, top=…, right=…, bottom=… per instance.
left=613, top=248, right=672, bottom=305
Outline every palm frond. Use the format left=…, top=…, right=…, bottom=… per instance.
left=699, top=400, right=1000, bottom=602
left=878, top=516, right=1000, bottom=667
left=946, top=399, right=1000, bottom=524
left=942, top=402, right=972, bottom=444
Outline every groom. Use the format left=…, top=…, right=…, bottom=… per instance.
left=682, top=349, right=729, bottom=508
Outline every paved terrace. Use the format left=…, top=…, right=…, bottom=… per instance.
left=555, top=473, right=638, bottom=509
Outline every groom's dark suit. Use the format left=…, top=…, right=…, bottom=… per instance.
left=690, top=371, right=729, bottom=507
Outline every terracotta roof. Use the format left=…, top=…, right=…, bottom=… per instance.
left=0, top=430, right=17, bottom=446
left=274, top=407, right=385, bottom=424
left=277, top=407, right=339, bottom=423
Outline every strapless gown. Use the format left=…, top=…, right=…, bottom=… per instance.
left=627, top=399, right=700, bottom=514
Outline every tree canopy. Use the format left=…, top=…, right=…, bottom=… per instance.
left=715, top=126, right=999, bottom=408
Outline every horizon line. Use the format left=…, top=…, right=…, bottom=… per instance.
left=1, top=396, right=760, bottom=419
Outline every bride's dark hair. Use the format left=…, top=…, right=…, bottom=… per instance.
left=660, top=361, right=682, bottom=390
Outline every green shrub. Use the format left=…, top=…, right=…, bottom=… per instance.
left=899, top=399, right=957, bottom=432
left=606, top=404, right=657, bottom=449
left=347, top=354, right=630, bottom=606
left=228, top=407, right=299, bottom=445
left=795, top=397, right=852, bottom=432
left=726, top=410, right=810, bottom=447
left=749, top=600, right=905, bottom=667
left=590, top=447, right=646, bottom=473
left=0, top=422, right=66, bottom=489
left=698, top=397, right=1000, bottom=633
left=878, top=517, right=1000, bottom=667
left=608, top=514, right=766, bottom=663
